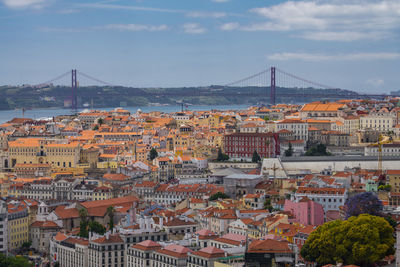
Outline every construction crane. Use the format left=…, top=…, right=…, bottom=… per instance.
left=378, top=135, right=383, bottom=173
left=374, top=134, right=391, bottom=173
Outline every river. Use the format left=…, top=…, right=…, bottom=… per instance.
left=0, top=104, right=251, bottom=124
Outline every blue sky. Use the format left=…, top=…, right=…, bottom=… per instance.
left=0, top=0, right=399, bottom=93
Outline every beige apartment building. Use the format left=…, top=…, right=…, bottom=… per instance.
left=8, top=138, right=80, bottom=168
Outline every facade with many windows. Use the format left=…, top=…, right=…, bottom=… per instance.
left=151, top=244, right=192, bottom=267
left=0, top=201, right=7, bottom=254
left=57, top=237, right=89, bottom=267
left=88, top=234, right=125, bottom=267
left=8, top=138, right=80, bottom=168
left=187, top=246, right=226, bottom=267
left=127, top=240, right=162, bottom=267
left=223, top=132, right=280, bottom=160
left=293, top=187, right=347, bottom=213
left=7, top=203, right=29, bottom=250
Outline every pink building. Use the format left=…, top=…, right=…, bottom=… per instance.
left=284, top=197, right=324, bottom=226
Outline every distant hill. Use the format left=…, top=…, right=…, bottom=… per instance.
left=0, top=85, right=359, bottom=110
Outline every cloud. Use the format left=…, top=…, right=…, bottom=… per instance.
left=104, top=24, right=168, bottom=32
left=78, top=3, right=183, bottom=13
left=186, top=11, right=226, bottom=18
left=299, top=31, right=391, bottom=41
left=211, top=0, right=230, bottom=2
left=39, top=24, right=169, bottom=33
left=220, top=22, right=240, bottom=31
left=224, top=0, right=400, bottom=41
left=250, top=1, right=400, bottom=31
left=183, top=23, right=206, bottom=34
left=1, top=0, right=49, bottom=9
left=267, top=52, right=400, bottom=62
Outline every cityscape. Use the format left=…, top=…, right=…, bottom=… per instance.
left=1, top=0, right=400, bottom=267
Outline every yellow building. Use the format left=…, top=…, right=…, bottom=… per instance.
left=198, top=115, right=220, bottom=128
left=273, top=223, right=300, bottom=243
left=8, top=138, right=80, bottom=169
left=92, top=186, right=113, bottom=201
left=8, top=183, right=24, bottom=198
left=7, top=203, right=29, bottom=250
left=0, top=174, right=10, bottom=197
left=387, top=170, right=400, bottom=193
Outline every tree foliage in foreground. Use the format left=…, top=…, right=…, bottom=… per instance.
left=300, top=214, right=394, bottom=266
left=0, top=253, right=33, bottom=267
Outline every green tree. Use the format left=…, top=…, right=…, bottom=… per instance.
left=301, top=214, right=395, bottom=266
left=88, top=221, right=106, bottom=235
left=378, top=184, right=391, bottom=191
left=21, top=241, right=31, bottom=250
left=252, top=150, right=261, bottom=163
left=217, top=148, right=229, bottom=161
left=263, top=198, right=273, bottom=212
left=209, top=192, right=229, bottom=201
left=79, top=209, right=89, bottom=238
left=285, top=142, right=293, bottom=157
left=107, top=206, right=115, bottom=231
left=385, top=216, right=398, bottom=229
left=97, top=118, right=104, bottom=125
left=0, top=253, right=33, bottom=267
left=93, top=125, right=99, bottom=130
left=149, top=148, right=158, bottom=160
left=305, top=143, right=331, bottom=156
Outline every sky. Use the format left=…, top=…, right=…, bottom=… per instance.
left=0, top=0, right=399, bottom=93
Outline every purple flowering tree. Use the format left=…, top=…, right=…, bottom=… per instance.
left=344, top=192, right=383, bottom=219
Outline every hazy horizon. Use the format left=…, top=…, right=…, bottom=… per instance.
left=1, top=0, right=399, bottom=93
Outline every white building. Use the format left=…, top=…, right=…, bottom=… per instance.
left=56, top=236, right=89, bottom=267
left=280, top=140, right=306, bottom=157
left=276, top=119, right=308, bottom=141
left=228, top=219, right=248, bottom=236
left=127, top=240, right=162, bottom=267
left=360, top=112, right=395, bottom=132
left=151, top=244, right=192, bottom=267
left=88, top=233, right=125, bottom=267
left=364, top=144, right=400, bottom=157
left=30, top=221, right=60, bottom=253
left=0, top=201, right=7, bottom=254
left=293, top=187, right=347, bottom=212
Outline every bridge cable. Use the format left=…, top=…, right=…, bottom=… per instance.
left=77, top=71, right=117, bottom=87
left=35, top=71, right=70, bottom=86
left=275, top=67, right=337, bottom=90
left=223, top=68, right=271, bottom=87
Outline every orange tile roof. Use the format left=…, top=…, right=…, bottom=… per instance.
left=132, top=240, right=162, bottom=251
left=301, top=102, right=344, bottom=112
left=81, top=195, right=139, bottom=209
left=92, top=234, right=123, bottom=244
left=248, top=239, right=291, bottom=253
left=54, top=206, right=80, bottom=219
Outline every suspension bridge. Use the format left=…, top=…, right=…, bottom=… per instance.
left=34, top=67, right=394, bottom=111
